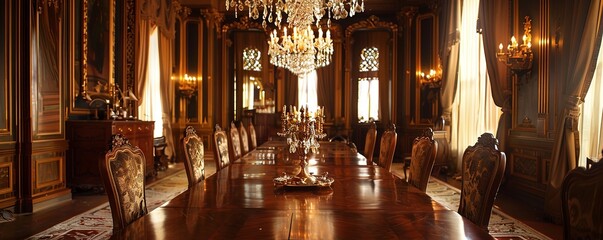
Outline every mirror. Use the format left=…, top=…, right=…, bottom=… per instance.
left=32, top=1, right=64, bottom=137
left=182, top=20, right=200, bottom=122
left=230, top=29, right=269, bottom=120
left=415, top=13, right=440, bottom=125
left=72, top=0, right=114, bottom=113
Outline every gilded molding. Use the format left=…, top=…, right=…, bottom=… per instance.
left=82, top=0, right=89, bottom=95
left=222, top=16, right=264, bottom=33
left=397, top=7, right=418, bottom=29
left=201, top=9, right=224, bottom=35
left=181, top=6, right=192, bottom=19
left=38, top=0, right=62, bottom=15
left=125, top=0, right=135, bottom=89
left=345, top=15, right=398, bottom=38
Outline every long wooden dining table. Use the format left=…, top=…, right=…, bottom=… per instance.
left=111, top=141, right=493, bottom=239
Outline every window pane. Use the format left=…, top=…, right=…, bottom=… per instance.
left=298, top=71, right=318, bottom=112
left=358, top=79, right=369, bottom=121
left=369, top=79, right=379, bottom=120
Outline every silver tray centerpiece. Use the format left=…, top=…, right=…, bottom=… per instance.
left=273, top=172, right=334, bottom=187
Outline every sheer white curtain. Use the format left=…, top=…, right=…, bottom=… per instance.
left=298, top=70, right=318, bottom=112
left=450, top=0, right=500, bottom=170
left=579, top=45, right=603, bottom=164
left=139, top=27, right=164, bottom=138
left=358, top=78, right=379, bottom=122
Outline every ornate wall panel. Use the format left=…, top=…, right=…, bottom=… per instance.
left=14, top=0, right=71, bottom=213
left=508, top=130, right=553, bottom=201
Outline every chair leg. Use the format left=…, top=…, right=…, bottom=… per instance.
left=403, top=157, right=411, bottom=180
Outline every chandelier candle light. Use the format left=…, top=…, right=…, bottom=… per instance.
left=226, top=0, right=365, bottom=75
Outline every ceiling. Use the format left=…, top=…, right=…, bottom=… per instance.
left=178, top=0, right=429, bottom=14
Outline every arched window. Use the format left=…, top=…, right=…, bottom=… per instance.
left=358, top=47, right=379, bottom=122
left=243, top=47, right=262, bottom=71
left=242, top=47, right=262, bottom=109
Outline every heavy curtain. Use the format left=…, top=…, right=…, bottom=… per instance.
left=284, top=71, right=299, bottom=107
left=478, top=0, right=512, bottom=152
left=316, top=63, right=335, bottom=121
left=450, top=0, right=500, bottom=171
left=136, top=0, right=152, bottom=104
left=545, top=0, right=603, bottom=223
left=579, top=46, right=603, bottom=164
left=139, top=0, right=181, bottom=158
left=438, top=0, right=461, bottom=132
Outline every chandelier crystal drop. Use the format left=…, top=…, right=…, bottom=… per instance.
left=268, top=25, right=334, bottom=75
left=226, top=0, right=365, bottom=28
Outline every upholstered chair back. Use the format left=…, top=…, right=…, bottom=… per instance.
left=458, top=132, right=506, bottom=230
left=183, top=126, right=205, bottom=186
left=364, top=122, right=377, bottom=164
left=408, top=128, right=438, bottom=192
left=238, top=123, right=250, bottom=154
left=561, top=160, right=603, bottom=239
left=99, top=134, right=148, bottom=232
left=248, top=122, right=257, bottom=150
left=377, top=124, right=397, bottom=172
left=213, top=124, right=231, bottom=170
left=229, top=122, right=242, bottom=160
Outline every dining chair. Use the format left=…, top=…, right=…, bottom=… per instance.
left=377, top=123, right=397, bottom=172
left=213, top=124, right=231, bottom=170
left=248, top=122, right=257, bottom=150
left=99, top=134, right=148, bottom=232
left=182, top=126, right=205, bottom=186
left=238, top=122, right=250, bottom=154
left=561, top=159, right=603, bottom=239
left=458, top=132, right=506, bottom=230
left=364, top=122, right=377, bottom=164
left=229, top=121, right=242, bottom=160
left=407, top=128, right=438, bottom=192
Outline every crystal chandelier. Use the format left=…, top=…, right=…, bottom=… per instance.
left=226, top=0, right=364, bottom=75
left=268, top=25, right=334, bottom=75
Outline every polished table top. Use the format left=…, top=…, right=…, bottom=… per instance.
left=111, top=141, right=492, bottom=239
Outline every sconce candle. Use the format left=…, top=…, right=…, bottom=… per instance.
left=496, top=16, right=534, bottom=74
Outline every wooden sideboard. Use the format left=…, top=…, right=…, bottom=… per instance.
left=66, top=120, right=154, bottom=191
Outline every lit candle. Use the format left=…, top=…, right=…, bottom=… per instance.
left=522, top=35, right=527, bottom=44
left=498, top=43, right=503, bottom=53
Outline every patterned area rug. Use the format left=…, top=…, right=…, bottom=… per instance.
left=0, top=209, right=15, bottom=223
left=29, top=168, right=550, bottom=239
left=426, top=178, right=551, bottom=240
left=28, top=170, right=189, bottom=240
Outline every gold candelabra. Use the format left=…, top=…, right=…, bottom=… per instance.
left=278, top=105, right=326, bottom=182
left=497, top=16, right=533, bottom=74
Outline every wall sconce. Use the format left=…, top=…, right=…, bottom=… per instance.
left=178, top=74, right=198, bottom=98
left=418, top=65, right=442, bottom=88
left=497, top=16, right=533, bottom=74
